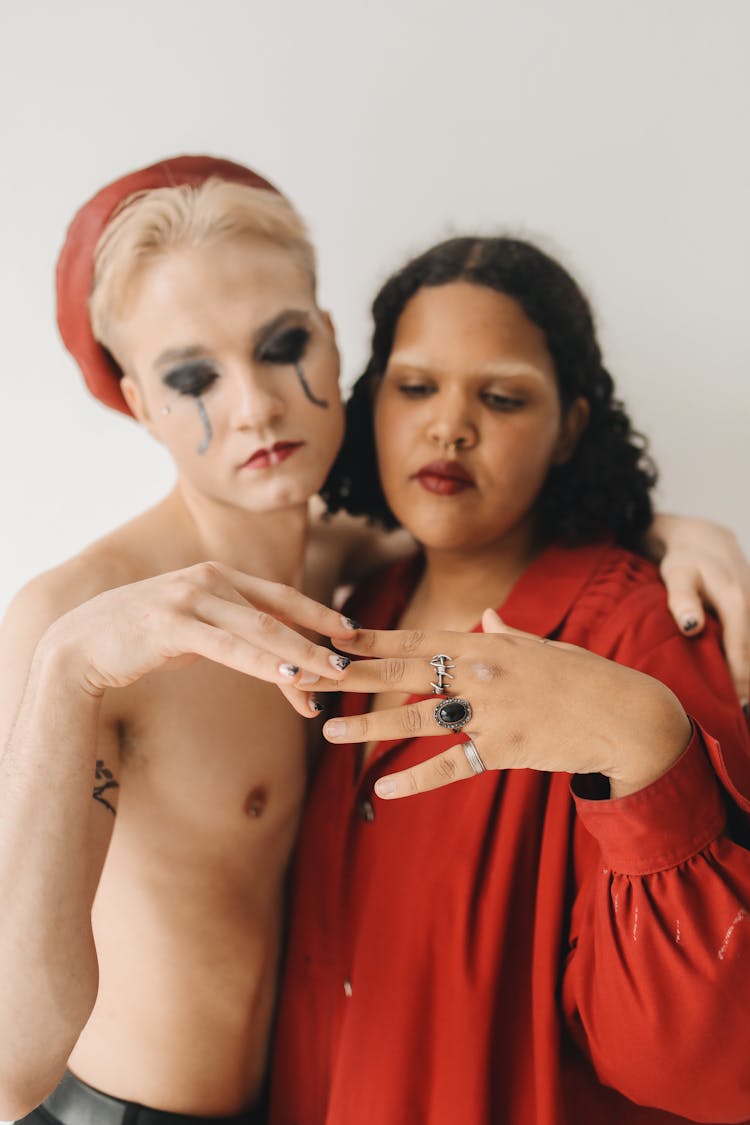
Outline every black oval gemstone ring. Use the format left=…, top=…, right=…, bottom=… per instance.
left=433, top=697, right=473, bottom=733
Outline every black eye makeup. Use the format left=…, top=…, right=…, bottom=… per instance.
left=162, top=362, right=219, bottom=398
left=255, top=325, right=311, bottom=366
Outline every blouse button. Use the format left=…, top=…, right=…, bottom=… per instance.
left=359, top=799, right=375, bottom=822
left=343, top=979, right=353, bottom=998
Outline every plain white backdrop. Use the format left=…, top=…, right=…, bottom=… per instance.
left=0, top=0, right=748, bottom=615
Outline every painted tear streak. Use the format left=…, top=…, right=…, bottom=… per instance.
left=718, top=909, right=746, bottom=961
left=633, top=905, right=639, bottom=943
left=294, top=362, right=328, bottom=408
left=196, top=397, right=213, bottom=454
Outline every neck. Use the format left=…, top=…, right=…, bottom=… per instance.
left=411, top=523, right=539, bottom=631
left=166, top=482, right=310, bottom=588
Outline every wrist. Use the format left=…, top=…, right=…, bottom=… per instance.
left=31, top=623, right=107, bottom=706
left=605, top=682, right=692, bottom=799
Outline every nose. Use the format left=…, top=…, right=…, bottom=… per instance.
left=426, top=388, right=478, bottom=453
left=231, top=366, right=285, bottom=432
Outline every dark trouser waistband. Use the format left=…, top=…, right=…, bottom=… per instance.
left=16, top=1071, right=267, bottom=1125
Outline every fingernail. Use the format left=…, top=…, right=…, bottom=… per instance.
left=375, top=777, right=396, bottom=798
left=329, top=654, right=351, bottom=671
left=341, top=615, right=361, bottom=631
left=298, top=671, right=320, bottom=686
left=681, top=616, right=699, bottom=633
left=309, top=696, right=325, bottom=714
left=279, top=663, right=300, bottom=678
left=324, top=719, right=345, bottom=738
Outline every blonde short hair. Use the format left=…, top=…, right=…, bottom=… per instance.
left=89, top=178, right=317, bottom=349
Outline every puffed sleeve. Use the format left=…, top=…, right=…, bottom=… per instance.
left=562, top=589, right=750, bottom=1122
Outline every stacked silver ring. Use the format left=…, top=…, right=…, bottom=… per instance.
left=429, top=653, right=455, bottom=696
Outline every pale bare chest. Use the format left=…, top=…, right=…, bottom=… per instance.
left=70, top=659, right=309, bottom=1110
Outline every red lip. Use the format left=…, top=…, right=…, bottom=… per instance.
left=242, top=441, right=304, bottom=470
left=413, top=460, right=475, bottom=495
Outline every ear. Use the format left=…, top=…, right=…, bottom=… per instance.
left=121, top=374, right=158, bottom=437
left=553, top=396, right=590, bottom=465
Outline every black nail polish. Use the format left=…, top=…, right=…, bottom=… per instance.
left=742, top=702, right=749, bottom=720
left=345, top=617, right=361, bottom=631
left=682, top=618, right=699, bottom=633
left=310, top=697, right=325, bottom=714
left=334, top=655, right=351, bottom=671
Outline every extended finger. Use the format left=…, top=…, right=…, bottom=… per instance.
left=323, top=697, right=476, bottom=744
left=277, top=681, right=328, bottom=719
left=714, top=600, right=750, bottom=708
left=331, top=627, right=468, bottom=661
left=191, top=591, right=351, bottom=683
left=306, top=656, right=441, bottom=695
left=307, top=655, right=498, bottom=696
left=212, top=564, right=359, bottom=639
left=660, top=563, right=706, bottom=635
left=167, top=617, right=342, bottom=693
left=373, top=742, right=482, bottom=800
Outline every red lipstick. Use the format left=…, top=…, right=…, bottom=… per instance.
left=414, top=460, right=474, bottom=496
left=242, top=441, right=304, bottom=470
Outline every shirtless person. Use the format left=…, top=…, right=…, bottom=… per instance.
left=0, top=155, right=748, bottom=1125
left=0, top=156, right=378, bottom=1125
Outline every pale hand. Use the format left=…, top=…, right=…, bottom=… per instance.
left=650, top=514, right=750, bottom=706
left=36, top=561, right=356, bottom=717
left=319, top=610, right=692, bottom=800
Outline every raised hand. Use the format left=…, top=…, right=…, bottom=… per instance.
left=317, top=610, right=691, bottom=799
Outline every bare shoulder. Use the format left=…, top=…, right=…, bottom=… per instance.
left=0, top=510, right=167, bottom=736
left=2, top=519, right=156, bottom=640
left=307, top=498, right=415, bottom=588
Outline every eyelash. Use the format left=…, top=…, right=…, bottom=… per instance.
left=396, top=383, right=525, bottom=412
left=257, top=327, right=310, bottom=366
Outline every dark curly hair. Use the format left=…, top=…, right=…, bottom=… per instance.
left=321, top=236, right=657, bottom=549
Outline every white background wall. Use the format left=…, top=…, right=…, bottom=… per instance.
left=1, top=0, right=748, bottom=615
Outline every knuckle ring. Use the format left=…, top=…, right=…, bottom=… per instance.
left=433, top=696, right=472, bottom=732
left=462, top=737, right=486, bottom=775
left=429, top=652, right=456, bottom=696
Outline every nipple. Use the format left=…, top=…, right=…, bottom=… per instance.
left=244, top=785, right=269, bottom=818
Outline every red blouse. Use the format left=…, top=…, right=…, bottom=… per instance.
left=270, top=542, right=750, bottom=1125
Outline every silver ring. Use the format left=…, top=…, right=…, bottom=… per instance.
left=429, top=653, right=455, bottom=696
left=462, top=737, right=486, bottom=775
left=434, top=696, right=472, bottom=732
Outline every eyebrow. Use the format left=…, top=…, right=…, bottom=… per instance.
left=154, top=345, right=212, bottom=371
left=252, top=310, right=311, bottom=356
left=387, top=357, right=548, bottom=380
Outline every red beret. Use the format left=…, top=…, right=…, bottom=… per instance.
left=56, top=155, right=279, bottom=416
